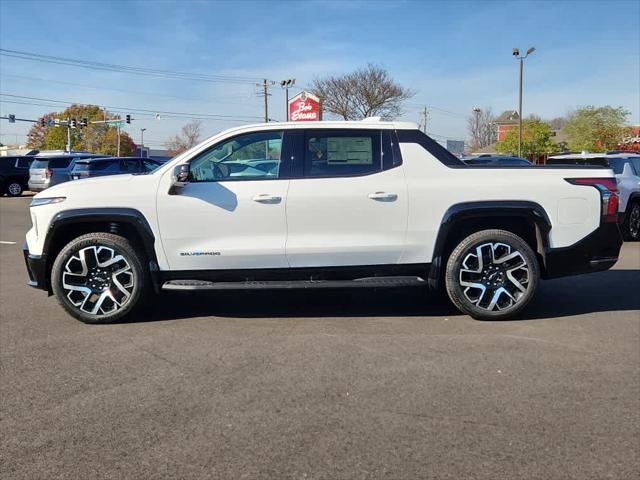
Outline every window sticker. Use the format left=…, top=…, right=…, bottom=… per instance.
left=327, top=137, right=372, bottom=165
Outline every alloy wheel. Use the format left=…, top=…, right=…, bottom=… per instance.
left=62, top=246, right=134, bottom=315
left=458, top=242, right=530, bottom=311
left=7, top=183, right=22, bottom=196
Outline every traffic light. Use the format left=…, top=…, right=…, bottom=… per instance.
left=8, top=114, right=15, bottom=123
left=80, top=118, right=88, bottom=128
left=70, top=118, right=77, bottom=128
left=40, top=118, right=46, bottom=127
left=125, top=114, right=131, bottom=124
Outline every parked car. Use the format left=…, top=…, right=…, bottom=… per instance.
left=24, top=120, right=622, bottom=324
left=0, top=156, right=34, bottom=196
left=69, top=157, right=164, bottom=180
left=28, top=153, right=106, bottom=192
left=547, top=152, right=640, bottom=240
left=461, top=155, right=532, bottom=166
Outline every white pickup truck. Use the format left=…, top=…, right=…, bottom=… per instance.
left=23, top=120, right=623, bottom=323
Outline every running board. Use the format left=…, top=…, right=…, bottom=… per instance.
left=162, top=276, right=425, bottom=291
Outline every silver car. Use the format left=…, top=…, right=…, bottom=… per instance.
left=28, top=154, right=105, bottom=192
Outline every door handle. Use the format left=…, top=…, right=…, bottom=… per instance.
left=368, top=192, right=398, bottom=201
left=252, top=194, right=282, bottom=204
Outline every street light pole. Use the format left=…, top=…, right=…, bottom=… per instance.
left=140, top=128, right=146, bottom=158
left=512, top=47, right=535, bottom=158
left=280, top=79, right=295, bottom=121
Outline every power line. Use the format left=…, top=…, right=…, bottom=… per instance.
left=0, top=72, right=258, bottom=104
left=0, top=49, right=264, bottom=85
left=0, top=94, right=263, bottom=121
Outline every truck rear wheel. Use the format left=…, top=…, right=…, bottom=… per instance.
left=445, top=229, right=539, bottom=320
left=51, top=233, right=149, bottom=324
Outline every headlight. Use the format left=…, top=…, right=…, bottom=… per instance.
left=30, top=197, right=66, bottom=207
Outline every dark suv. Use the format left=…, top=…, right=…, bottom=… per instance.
left=0, top=156, right=34, bottom=196
left=69, top=157, right=164, bottom=180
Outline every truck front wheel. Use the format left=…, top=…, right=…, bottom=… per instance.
left=445, top=229, right=540, bottom=320
left=51, top=233, right=149, bottom=324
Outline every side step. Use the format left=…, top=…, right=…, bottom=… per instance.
left=162, top=276, right=425, bottom=291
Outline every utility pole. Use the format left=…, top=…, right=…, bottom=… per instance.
left=421, top=106, right=430, bottom=134
left=257, top=79, right=274, bottom=122
left=512, top=47, right=536, bottom=158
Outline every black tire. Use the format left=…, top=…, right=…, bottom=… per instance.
left=6, top=181, right=23, bottom=197
left=623, top=202, right=640, bottom=241
left=445, top=229, right=540, bottom=320
left=51, top=233, right=149, bottom=324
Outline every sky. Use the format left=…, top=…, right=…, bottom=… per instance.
left=0, top=0, right=639, bottom=150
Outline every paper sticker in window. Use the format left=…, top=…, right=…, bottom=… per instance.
left=327, top=137, right=372, bottom=165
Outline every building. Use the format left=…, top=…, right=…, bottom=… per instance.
left=495, top=110, right=520, bottom=141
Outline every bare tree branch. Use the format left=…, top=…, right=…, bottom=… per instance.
left=311, top=64, right=414, bottom=120
left=166, top=120, right=202, bottom=156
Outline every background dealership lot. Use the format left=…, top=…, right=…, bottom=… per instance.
left=1, top=195, right=638, bottom=479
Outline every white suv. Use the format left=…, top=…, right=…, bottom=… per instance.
left=548, top=152, right=640, bottom=240
left=24, top=120, right=622, bottom=323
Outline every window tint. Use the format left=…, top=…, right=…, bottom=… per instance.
left=48, top=157, right=73, bottom=169
left=120, top=159, right=140, bottom=173
left=189, top=130, right=283, bottom=182
left=74, top=160, right=120, bottom=172
left=305, top=130, right=381, bottom=178
left=16, top=158, right=33, bottom=168
left=607, top=158, right=628, bottom=174
left=631, top=158, right=640, bottom=175
left=31, top=160, right=49, bottom=169
left=142, top=160, right=160, bottom=172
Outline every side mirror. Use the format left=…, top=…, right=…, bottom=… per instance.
left=170, top=163, right=190, bottom=194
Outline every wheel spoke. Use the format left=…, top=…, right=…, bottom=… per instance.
left=459, top=241, right=530, bottom=312
left=62, top=244, right=135, bottom=317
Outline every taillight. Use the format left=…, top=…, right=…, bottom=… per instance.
left=45, top=168, right=53, bottom=179
left=566, top=177, right=619, bottom=223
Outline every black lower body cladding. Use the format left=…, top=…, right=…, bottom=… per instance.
left=543, top=222, right=623, bottom=278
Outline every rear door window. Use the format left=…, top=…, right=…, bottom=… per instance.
left=304, top=130, right=382, bottom=178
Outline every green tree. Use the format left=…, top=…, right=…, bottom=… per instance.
left=496, top=119, right=557, bottom=156
left=563, top=106, right=630, bottom=152
left=27, top=104, right=135, bottom=155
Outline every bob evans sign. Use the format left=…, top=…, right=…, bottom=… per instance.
left=288, top=91, right=321, bottom=122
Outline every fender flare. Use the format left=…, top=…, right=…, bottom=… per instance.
left=44, top=208, right=160, bottom=292
left=427, top=201, right=552, bottom=289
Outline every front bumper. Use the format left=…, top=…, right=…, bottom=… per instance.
left=543, top=222, right=623, bottom=279
left=23, top=243, right=48, bottom=291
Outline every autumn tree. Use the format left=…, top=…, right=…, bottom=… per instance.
left=467, top=107, right=497, bottom=149
left=27, top=104, right=135, bottom=155
left=311, top=64, right=414, bottom=120
left=166, top=120, right=203, bottom=156
left=563, top=106, right=630, bottom=152
left=496, top=119, right=557, bottom=156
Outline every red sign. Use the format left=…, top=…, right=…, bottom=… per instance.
left=288, top=91, right=321, bottom=122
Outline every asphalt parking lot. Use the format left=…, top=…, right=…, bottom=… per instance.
left=1, top=195, right=639, bottom=480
